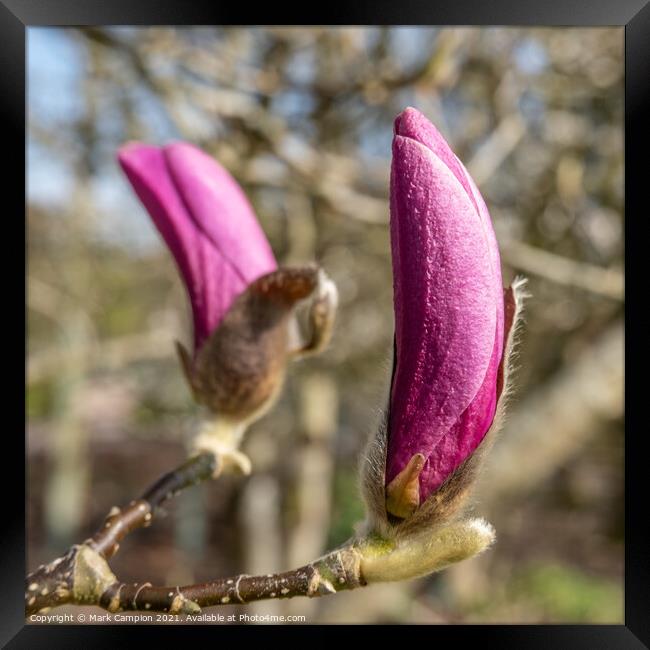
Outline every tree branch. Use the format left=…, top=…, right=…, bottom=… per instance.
left=98, top=546, right=364, bottom=614
left=25, top=445, right=361, bottom=616
left=26, top=441, right=495, bottom=617
left=25, top=452, right=218, bottom=616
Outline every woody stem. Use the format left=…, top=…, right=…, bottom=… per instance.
left=25, top=452, right=218, bottom=616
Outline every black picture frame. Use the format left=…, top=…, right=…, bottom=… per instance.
left=5, top=1, right=646, bottom=646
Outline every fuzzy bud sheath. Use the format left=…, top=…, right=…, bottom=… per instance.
left=118, top=142, right=337, bottom=473
left=358, top=108, right=526, bottom=583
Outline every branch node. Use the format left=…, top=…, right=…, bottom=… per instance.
left=72, top=544, right=118, bottom=605
left=170, top=586, right=202, bottom=614
left=192, top=422, right=251, bottom=476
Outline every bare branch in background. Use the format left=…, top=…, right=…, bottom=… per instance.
left=502, top=241, right=623, bottom=300
left=27, top=327, right=176, bottom=384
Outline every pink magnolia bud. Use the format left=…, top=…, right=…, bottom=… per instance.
left=383, top=108, right=518, bottom=521
left=118, top=142, right=338, bottom=422
left=118, top=142, right=278, bottom=357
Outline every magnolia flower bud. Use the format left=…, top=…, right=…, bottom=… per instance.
left=362, top=108, right=526, bottom=540
left=118, top=142, right=337, bottom=469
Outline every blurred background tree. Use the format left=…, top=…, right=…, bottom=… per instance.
left=27, top=26, right=623, bottom=623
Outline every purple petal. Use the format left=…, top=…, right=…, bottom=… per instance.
left=396, top=107, right=503, bottom=297
left=387, top=108, right=504, bottom=501
left=394, top=107, right=480, bottom=218
left=118, top=142, right=277, bottom=354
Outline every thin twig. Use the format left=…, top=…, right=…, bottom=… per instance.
left=23, top=448, right=363, bottom=616
left=25, top=452, right=218, bottom=616
left=24, top=447, right=363, bottom=616
left=99, top=546, right=364, bottom=614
